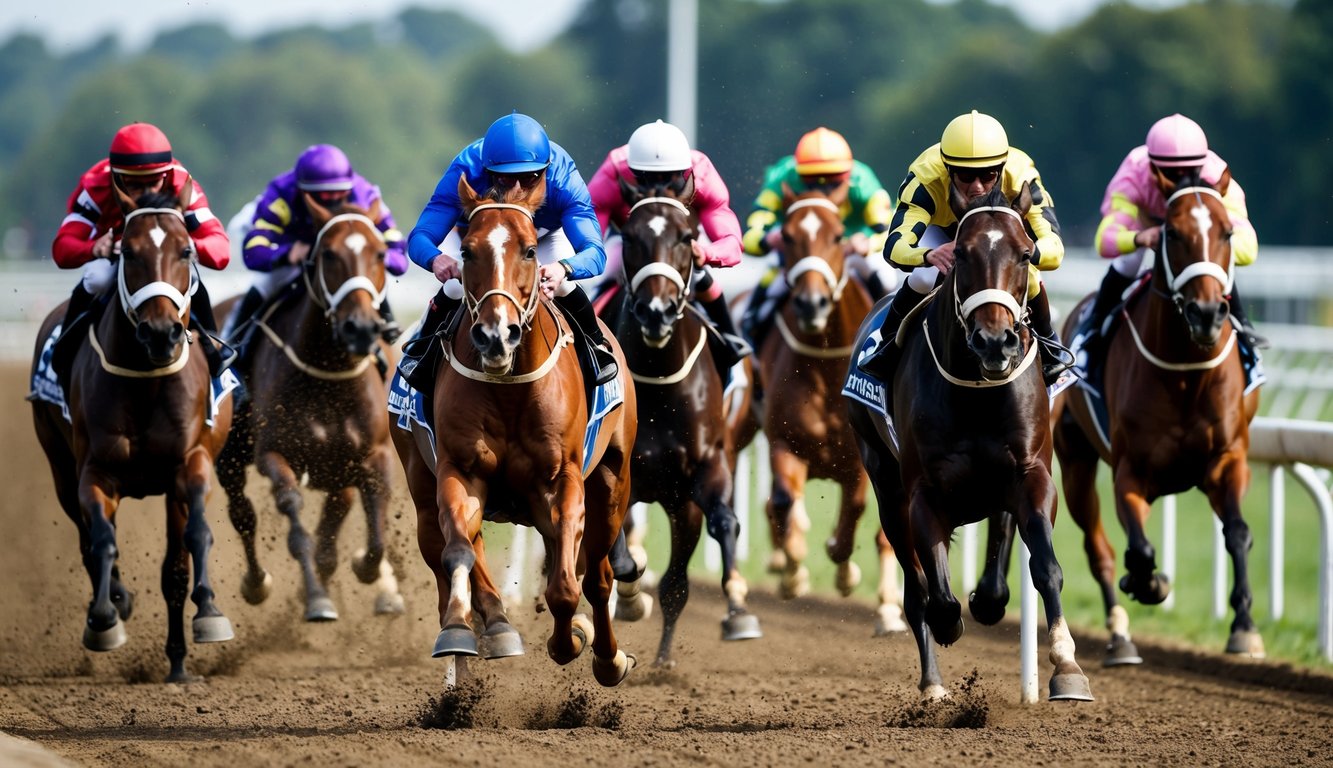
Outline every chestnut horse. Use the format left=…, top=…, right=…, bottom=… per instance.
left=1053, top=171, right=1262, bottom=663
left=31, top=184, right=234, bottom=682
left=216, top=196, right=404, bottom=622
left=847, top=183, right=1092, bottom=701
left=735, top=182, right=904, bottom=635
left=391, top=175, right=638, bottom=685
left=608, top=175, right=760, bottom=667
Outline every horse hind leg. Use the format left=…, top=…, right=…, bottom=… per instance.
left=217, top=416, right=272, bottom=605
left=653, top=501, right=702, bottom=667
left=181, top=453, right=234, bottom=648
left=352, top=451, right=404, bottom=616
left=873, top=530, right=907, bottom=636
left=259, top=453, right=335, bottom=622
left=969, top=513, right=1014, bottom=626
left=581, top=462, right=635, bottom=686
left=826, top=472, right=868, bottom=598
left=769, top=451, right=811, bottom=599
left=470, top=533, right=523, bottom=659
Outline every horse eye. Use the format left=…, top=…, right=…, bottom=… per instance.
left=459, top=246, right=473, bottom=262
left=781, top=230, right=794, bottom=243
left=181, top=245, right=195, bottom=261
left=525, top=246, right=537, bottom=261
left=376, top=249, right=386, bottom=262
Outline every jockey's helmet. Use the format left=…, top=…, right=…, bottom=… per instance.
left=482, top=113, right=551, bottom=174
left=794, top=127, right=853, bottom=177
left=1146, top=113, right=1208, bottom=168
left=296, top=144, right=355, bottom=192
left=109, top=123, right=175, bottom=177
left=628, top=120, right=692, bottom=173
left=940, top=110, right=1009, bottom=169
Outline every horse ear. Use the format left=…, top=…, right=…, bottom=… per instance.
left=947, top=178, right=969, bottom=219
left=678, top=173, right=696, bottom=207
left=827, top=178, right=851, bottom=207
left=177, top=175, right=195, bottom=213
left=457, top=175, right=481, bottom=214
left=112, top=173, right=137, bottom=214
left=1215, top=166, right=1232, bottom=196
left=1014, top=180, right=1033, bottom=218
left=1153, top=165, right=1179, bottom=197
left=303, top=191, right=332, bottom=226
left=365, top=197, right=383, bottom=223
left=523, top=173, right=547, bottom=212
left=618, top=173, right=642, bottom=206
left=780, top=181, right=796, bottom=207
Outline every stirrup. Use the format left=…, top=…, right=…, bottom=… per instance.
left=591, top=346, right=619, bottom=385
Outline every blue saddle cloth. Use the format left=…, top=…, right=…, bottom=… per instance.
left=30, top=322, right=240, bottom=426
left=840, top=301, right=892, bottom=419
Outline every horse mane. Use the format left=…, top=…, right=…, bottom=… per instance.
left=133, top=190, right=181, bottom=210
left=967, top=185, right=1012, bottom=212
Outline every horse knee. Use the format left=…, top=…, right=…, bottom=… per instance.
left=705, top=508, right=738, bottom=543
left=771, top=486, right=794, bottom=513
left=440, top=545, right=476, bottom=576
left=1222, top=519, right=1253, bottom=557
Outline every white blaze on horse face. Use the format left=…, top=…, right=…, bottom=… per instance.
left=1189, top=202, right=1212, bottom=258
left=486, top=223, right=513, bottom=326
left=798, top=210, right=821, bottom=244
left=149, top=223, right=167, bottom=250
left=648, top=215, right=667, bottom=237
left=984, top=229, right=1003, bottom=249
left=343, top=231, right=368, bottom=256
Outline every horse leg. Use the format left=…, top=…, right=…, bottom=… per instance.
left=907, top=488, right=963, bottom=646
left=613, top=510, right=655, bottom=622
left=257, top=451, right=334, bottom=621
left=1017, top=467, right=1093, bottom=701
left=969, top=512, right=1015, bottom=626
left=352, top=447, right=397, bottom=601
left=904, top=574, right=947, bottom=700
left=769, top=447, right=810, bottom=599
left=1113, top=470, right=1171, bottom=605
left=872, top=530, right=907, bottom=635
left=217, top=409, right=270, bottom=605
left=434, top=469, right=483, bottom=657
left=827, top=471, right=868, bottom=597
left=655, top=500, right=703, bottom=667
left=180, top=449, right=233, bottom=647
left=162, top=495, right=193, bottom=682
left=313, top=487, right=353, bottom=592
left=78, top=475, right=126, bottom=652
left=470, top=532, right=523, bottom=659
left=1208, top=454, right=1263, bottom=657
left=696, top=454, right=761, bottom=643
left=581, top=461, right=634, bottom=687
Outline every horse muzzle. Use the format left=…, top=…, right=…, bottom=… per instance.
left=136, top=319, right=186, bottom=366
left=470, top=320, right=520, bottom=374
left=1183, top=299, right=1228, bottom=349
left=336, top=316, right=381, bottom=357
left=631, top=298, right=680, bottom=347
left=969, top=325, right=1023, bottom=379
left=791, top=291, right=832, bottom=333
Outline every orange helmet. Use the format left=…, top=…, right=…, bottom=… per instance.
left=109, top=123, right=175, bottom=176
left=794, top=127, right=853, bottom=176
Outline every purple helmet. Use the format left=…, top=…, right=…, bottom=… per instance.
left=296, top=144, right=354, bottom=191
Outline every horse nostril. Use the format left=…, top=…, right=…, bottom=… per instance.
left=469, top=324, right=489, bottom=350
left=342, top=319, right=359, bottom=338
left=506, top=324, right=521, bottom=345
left=169, top=323, right=184, bottom=344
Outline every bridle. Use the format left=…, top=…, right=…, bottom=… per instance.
left=303, top=213, right=388, bottom=316
left=782, top=197, right=850, bottom=303
left=115, top=207, right=198, bottom=326
left=622, top=196, right=695, bottom=304
left=1155, top=186, right=1234, bottom=308
left=459, top=203, right=542, bottom=330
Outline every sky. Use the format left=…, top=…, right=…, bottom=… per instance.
left=1, top=0, right=1193, bottom=54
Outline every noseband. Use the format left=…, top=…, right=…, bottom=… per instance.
left=304, top=213, right=388, bottom=316
left=783, top=197, right=849, bottom=303
left=116, top=207, right=199, bottom=326
left=460, top=202, right=542, bottom=330
left=1158, top=186, right=1234, bottom=306
left=623, top=196, right=694, bottom=298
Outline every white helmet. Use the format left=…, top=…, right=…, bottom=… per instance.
left=627, top=119, right=692, bottom=172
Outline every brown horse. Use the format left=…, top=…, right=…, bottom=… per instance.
left=1053, top=171, right=1262, bottom=663
left=607, top=175, right=761, bottom=667
left=391, top=174, right=638, bottom=685
left=216, top=196, right=404, bottom=622
left=30, top=183, right=234, bottom=682
left=848, top=183, right=1093, bottom=701
left=735, top=182, right=903, bottom=635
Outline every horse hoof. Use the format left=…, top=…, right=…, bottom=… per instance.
left=192, top=615, right=235, bottom=644
left=614, top=592, right=653, bottom=623
left=304, top=596, right=339, bottom=622
left=1225, top=629, right=1265, bottom=658
left=1048, top=672, right=1095, bottom=702
left=112, top=589, right=135, bottom=622
left=82, top=620, right=127, bottom=652
left=241, top=571, right=273, bottom=605
left=1103, top=633, right=1143, bottom=666
left=766, top=550, right=788, bottom=574
left=968, top=589, right=1009, bottom=626
left=479, top=622, right=525, bottom=659
left=570, top=614, right=594, bottom=658
left=920, top=684, right=950, bottom=702
left=835, top=561, right=861, bottom=597
left=721, top=612, right=763, bottom=641
left=780, top=565, right=810, bottom=600
left=1119, top=573, right=1171, bottom=605
left=926, top=601, right=964, bottom=646
left=873, top=604, right=908, bottom=636
left=592, top=650, right=636, bottom=687
left=374, top=591, right=406, bottom=616
left=432, top=625, right=479, bottom=658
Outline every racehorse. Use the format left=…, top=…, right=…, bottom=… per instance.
left=390, top=174, right=638, bottom=685
left=847, top=183, right=1093, bottom=701
left=1052, top=170, right=1262, bottom=662
left=216, top=196, right=404, bottom=622
left=607, top=174, right=760, bottom=667
left=734, top=182, right=904, bottom=635
left=30, top=182, right=234, bottom=682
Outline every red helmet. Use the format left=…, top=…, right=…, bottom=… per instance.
left=108, top=123, right=175, bottom=176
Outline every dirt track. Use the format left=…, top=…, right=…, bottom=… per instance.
left=2, top=362, right=1331, bottom=767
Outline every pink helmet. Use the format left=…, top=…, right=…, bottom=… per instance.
left=1146, top=114, right=1208, bottom=168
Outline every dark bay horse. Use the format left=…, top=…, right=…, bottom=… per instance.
left=847, top=183, right=1093, bottom=701
left=216, top=196, right=404, bottom=622
left=31, top=183, right=234, bottom=682
left=390, top=175, right=638, bottom=686
left=609, top=175, right=760, bottom=667
left=1053, top=171, right=1262, bottom=662
left=734, top=183, right=904, bottom=635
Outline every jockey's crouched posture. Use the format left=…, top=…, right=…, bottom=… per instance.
left=51, top=122, right=230, bottom=391
left=399, top=112, right=617, bottom=391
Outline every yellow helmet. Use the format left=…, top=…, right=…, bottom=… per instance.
left=939, top=110, right=1009, bottom=169
left=794, top=127, right=853, bottom=176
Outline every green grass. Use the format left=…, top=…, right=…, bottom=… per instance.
left=625, top=445, right=1330, bottom=670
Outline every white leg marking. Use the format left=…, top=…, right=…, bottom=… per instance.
left=1108, top=604, right=1131, bottom=639
left=1048, top=617, right=1077, bottom=668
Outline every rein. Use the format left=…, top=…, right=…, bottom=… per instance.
left=303, top=213, right=388, bottom=316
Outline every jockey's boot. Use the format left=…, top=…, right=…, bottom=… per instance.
left=1073, top=267, right=1136, bottom=370
left=741, top=267, right=782, bottom=350
left=1228, top=282, right=1269, bottom=350
left=52, top=283, right=97, bottom=393
left=557, top=286, right=619, bottom=386
left=400, top=289, right=461, bottom=393
left=864, top=271, right=891, bottom=303
left=695, top=269, right=752, bottom=372
left=378, top=296, right=402, bottom=344
left=189, top=280, right=230, bottom=377
left=857, top=286, right=927, bottom=382
left=1027, top=284, right=1070, bottom=387
left=222, top=287, right=265, bottom=376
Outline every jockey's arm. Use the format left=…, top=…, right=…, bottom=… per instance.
left=408, top=168, right=466, bottom=272
left=242, top=190, right=295, bottom=272
left=884, top=194, right=937, bottom=271
left=52, top=183, right=102, bottom=268
left=695, top=197, right=743, bottom=268
left=1094, top=191, right=1144, bottom=259
left=1024, top=176, right=1063, bottom=272
left=556, top=197, right=607, bottom=281
left=182, top=181, right=229, bottom=270
left=585, top=151, right=623, bottom=237
left=1221, top=181, right=1258, bottom=266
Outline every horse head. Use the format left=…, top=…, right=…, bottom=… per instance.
left=302, top=194, right=390, bottom=357
left=112, top=177, right=199, bottom=366
left=456, top=173, right=545, bottom=375
left=948, top=181, right=1036, bottom=379
left=780, top=181, right=849, bottom=333
left=618, top=173, right=698, bottom=346
left=1155, top=169, right=1235, bottom=349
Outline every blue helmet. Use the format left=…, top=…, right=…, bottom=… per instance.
left=481, top=113, right=551, bottom=174
left=296, top=144, right=354, bottom=191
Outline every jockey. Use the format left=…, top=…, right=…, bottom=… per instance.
left=586, top=119, right=752, bottom=370
left=50, top=122, right=230, bottom=387
left=739, top=126, right=896, bottom=346
left=401, top=111, right=616, bottom=387
left=858, top=109, right=1068, bottom=385
left=221, top=144, right=408, bottom=367
left=1071, top=113, right=1264, bottom=366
